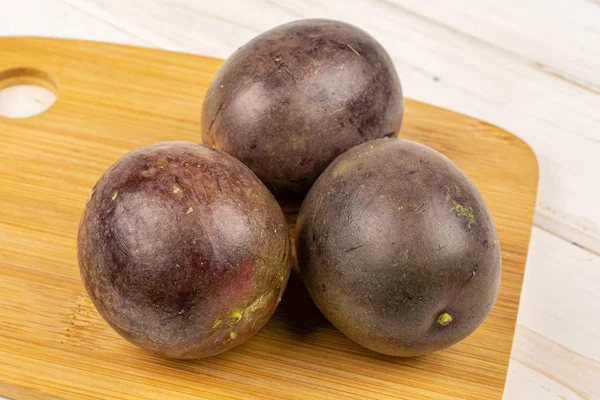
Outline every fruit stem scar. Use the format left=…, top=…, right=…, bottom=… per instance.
left=438, top=312, right=453, bottom=326
left=231, top=311, right=242, bottom=323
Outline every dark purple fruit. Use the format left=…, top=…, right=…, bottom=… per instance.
left=296, top=139, right=501, bottom=356
left=202, top=19, right=403, bottom=202
left=77, top=141, right=291, bottom=359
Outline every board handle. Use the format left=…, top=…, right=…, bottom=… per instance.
left=0, top=38, right=62, bottom=120
left=0, top=67, right=56, bottom=92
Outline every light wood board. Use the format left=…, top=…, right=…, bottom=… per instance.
left=0, top=37, right=538, bottom=400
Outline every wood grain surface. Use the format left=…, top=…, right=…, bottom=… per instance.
left=0, top=37, right=537, bottom=399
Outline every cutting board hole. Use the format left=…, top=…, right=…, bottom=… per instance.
left=0, top=68, right=57, bottom=118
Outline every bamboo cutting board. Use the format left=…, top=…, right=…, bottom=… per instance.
left=0, top=37, right=538, bottom=400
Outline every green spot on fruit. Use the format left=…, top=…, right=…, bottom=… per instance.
left=438, top=312, right=453, bottom=326
left=231, top=311, right=242, bottom=323
left=451, top=201, right=476, bottom=228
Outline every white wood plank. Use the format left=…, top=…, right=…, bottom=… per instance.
left=393, top=0, right=600, bottom=93
left=0, top=0, right=151, bottom=47
left=505, top=360, right=585, bottom=400
left=517, top=227, right=600, bottom=362
left=508, top=227, right=600, bottom=398
left=509, top=324, right=600, bottom=399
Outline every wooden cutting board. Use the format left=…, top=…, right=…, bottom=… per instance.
left=0, top=37, right=538, bottom=400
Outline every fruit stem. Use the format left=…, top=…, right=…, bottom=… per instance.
left=231, top=311, right=242, bottom=323
left=437, top=312, right=453, bottom=326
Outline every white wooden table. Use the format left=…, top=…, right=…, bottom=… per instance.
left=1, top=1, right=599, bottom=399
